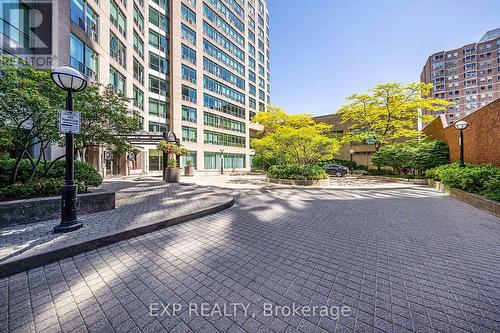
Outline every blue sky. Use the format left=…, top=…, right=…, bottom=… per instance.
left=266, top=0, right=500, bottom=116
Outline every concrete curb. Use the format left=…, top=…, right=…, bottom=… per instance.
left=0, top=196, right=234, bottom=278
left=427, top=179, right=500, bottom=218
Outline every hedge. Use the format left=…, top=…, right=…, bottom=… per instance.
left=426, top=163, right=500, bottom=201
left=372, top=139, right=449, bottom=175
left=0, top=178, right=86, bottom=200
left=0, top=159, right=102, bottom=188
left=267, top=165, right=329, bottom=180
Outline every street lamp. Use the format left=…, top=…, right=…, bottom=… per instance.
left=454, top=120, right=468, bottom=168
left=51, top=66, right=87, bottom=233
left=349, top=149, right=355, bottom=175
left=220, top=148, right=224, bottom=174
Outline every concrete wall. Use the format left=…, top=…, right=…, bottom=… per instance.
left=423, top=98, right=500, bottom=166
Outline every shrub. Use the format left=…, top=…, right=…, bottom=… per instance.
left=0, top=178, right=86, bottom=200
left=267, top=165, right=329, bottom=180
left=0, top=158, right=102, bottom=188
left=372, top=139, right=449, bottom=174
left=426, top=163, right=500, bottom=202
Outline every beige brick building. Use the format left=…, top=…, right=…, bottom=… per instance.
left=1, top=0, right=270, bottom=174
left=420, top=29, right=500, bottom=126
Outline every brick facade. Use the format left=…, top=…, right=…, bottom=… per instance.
left=423, top=98, right=500, bottom=166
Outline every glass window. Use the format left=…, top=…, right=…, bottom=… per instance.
left=182, top=105, right=197, bottom=123
left=133, top=31, right=144, bottom=58
left=203, top=4, right=244, bottom=47
left=70, top=34, right=98, bottom=81
left=181, top=24, right=196, bottom=45
left=110, top=32, right=126, bottom=68
left=182, top=126, right=197, bottom=142
left=182, top=44, right=197, bottom=64
left=181, top=4, right=196, bottom=24
left=110, top=0, right=126, bottom=36
left=149, top=30, right=168, bottom=53
left=203, top=21, right=244, bottom=61
left=203, top=40, right=245, bottom=75
left=203, top=76, right=245, bottom=104
left=203, top=57, right=245, bottom=89
left=149, top=52, right=168, bottom=74
left=109, top=66, right=126, bottom=95
left=149, top=7, right=168, bottom=31
left=182, top=85, right=197, bottom=103
left=180, top=151, right=197, bottom=169
left=149, top=75, right=168, bottom=96
left=133, top=5, right=144, bottom=32
left=133, top=85, right=144, bottom=110
left=248, top=70, right=256, bottom=83
left=182, top=64, right=197, bottom=83
left=204, top=93, right=245, bottom=119
left=149, top=98, right=168, bottom=118
left=133, top=58, right=144, bottom=84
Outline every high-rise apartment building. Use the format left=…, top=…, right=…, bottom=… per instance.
left=420, top=29, right=500, bottom=125
left=0, top=0, right=270, bottom=174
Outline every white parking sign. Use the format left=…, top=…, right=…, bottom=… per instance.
left=60, top=110, right=81, bottom=134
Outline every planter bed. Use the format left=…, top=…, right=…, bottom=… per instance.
left=0, top=191, right=115, bottom=227
left=267, top=178, right=330, bottom=186
left=428, top=179, right=500, bottom=218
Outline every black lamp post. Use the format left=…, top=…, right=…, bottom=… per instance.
left=454, top=120, right=468, bottom=168
left=163, top=131, right=179, bottom=181
left=220, top=148, right=224, bottom=174
left=349, top=149, right=354, bottom=175
left=51, top=66, right=87, bottom=233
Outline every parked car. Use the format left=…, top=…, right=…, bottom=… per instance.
left=323, top=164, right=348, bottom=177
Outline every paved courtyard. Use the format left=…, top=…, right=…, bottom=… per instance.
left=1, top=177, right=499, bottom=332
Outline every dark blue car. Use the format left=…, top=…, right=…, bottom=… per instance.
left=323, top=164, right=348, bottom=177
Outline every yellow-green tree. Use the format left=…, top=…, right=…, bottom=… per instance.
left=251, top=105, right=340, bottom=167
left=338, top=82, right=452, bottom=150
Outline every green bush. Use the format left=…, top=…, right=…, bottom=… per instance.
left=267, top=164, right=329, bottom=180
left=372, top=139, right=449, bottom=175
left=0, top=178, right=86, bottom=200
left=0, top=158, right=102, bottom=188
left=426, top=163, right=500, bottom=202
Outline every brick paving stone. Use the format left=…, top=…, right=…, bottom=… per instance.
left=0, top=178, right=232, bottom=263
left=0, top=182, right=499, bottom=332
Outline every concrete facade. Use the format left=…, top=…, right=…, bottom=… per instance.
left=1, top=0, right=270, bottom=174
left=420, top=29, right=500, bottom=126
left=313, top=114, right=377, bottom=168
left=422, top=98, right=500, bottom=166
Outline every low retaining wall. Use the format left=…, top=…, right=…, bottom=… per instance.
left=0, top=191, right=115, bottom=227
left=363, top=175, right=428, bottom=185
left=267, top=178, right=330, bottom=186
left=428, top=179, right=500, bottom=218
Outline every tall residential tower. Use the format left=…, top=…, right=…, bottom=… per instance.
left=420, top=29, right=499, bottom=125
left=1, top=0, right=271, bottom=174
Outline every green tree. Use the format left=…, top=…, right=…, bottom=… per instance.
left=0, top=57, right=65, bottom=183
left=0, top=56, right=139, bottom=184
left=372, top=139, right=449, bottom=175
left=338, top=82, right=452, bottom=150
left=251, top=105, right=340, bottom=166
left=72, top=83, right=139, bottom=162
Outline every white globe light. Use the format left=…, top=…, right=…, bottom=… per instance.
left=51, top=66, right=87, bottom=92
left=454, top=120, right=468, bottom=130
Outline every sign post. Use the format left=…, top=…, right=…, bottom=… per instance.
left=60, top=110, right=81, bottom=134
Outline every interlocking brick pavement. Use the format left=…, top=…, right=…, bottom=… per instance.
left=0, top=177, right=232, bottom=265
left=1, top=182, right=499, bottom=332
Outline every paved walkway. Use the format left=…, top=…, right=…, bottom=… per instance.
left=1, top=177, right=499, bottom=332
left=0, top=177, right=232, bottom=270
